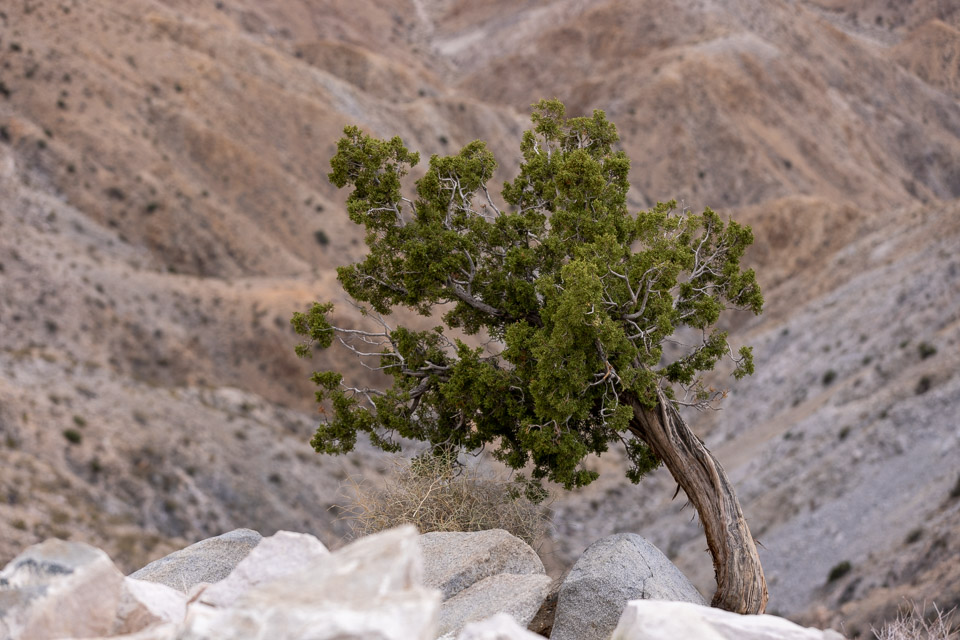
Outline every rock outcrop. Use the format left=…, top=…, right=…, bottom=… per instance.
left=551, top=533, right=706, bottom=640
left=0, top=526, right=848, bottom=640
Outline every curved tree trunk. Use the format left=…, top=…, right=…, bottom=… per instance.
left=627, top=388, right=768, bottom=614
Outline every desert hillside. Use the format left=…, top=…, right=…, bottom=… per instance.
left=1, top=0, right=959, bottom=634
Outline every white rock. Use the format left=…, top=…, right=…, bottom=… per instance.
left=178, top=525, right=440, bottom=640
left=611, top=600, right=847, bottom=640
left=0, top=539, right=125, bottom=639
left=420, top=530, right=545, bottom=600
left=437, top=573, right=552, bottom=637
left=114, top=577, right=187, bottom=634
left=454, top=613, right=546, bottom=640
left=64, top=622, right=180, bottom=640
left=198, top=530, right=329, bottom=608
left=182, top=589, right=440, bottom=640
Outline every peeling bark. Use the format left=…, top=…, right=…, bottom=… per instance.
left=627, top=388, right=768, bottom=614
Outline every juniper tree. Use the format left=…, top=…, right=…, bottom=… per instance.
left=292, top=100, right=768, bottom=613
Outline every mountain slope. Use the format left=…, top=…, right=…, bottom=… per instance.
left=1, top=0, right=959, bottom=632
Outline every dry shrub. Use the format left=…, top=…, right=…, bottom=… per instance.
left=339, top=451, right=550, bottom=547
left=873, top=602, right=958, bottom=640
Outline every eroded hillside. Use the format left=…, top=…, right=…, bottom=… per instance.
left=1, top=0, right=958, bottom=632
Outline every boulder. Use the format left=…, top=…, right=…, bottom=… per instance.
left=129, top=528, right=262, bottom=593
left=420, top=529, right=545, bottom=600
left=551, top=533, right=705, bottom=640
left=437, top=573, right=552, bottom=637
left=455, top=613, right=547, bottom=640
left=0, top=539, right=125, bottom=639
left=114, top=577, right=187, bottom=633
left=612, top=600, right=847, bottom=640
left=197, top=530, right=329, bottom=608
left=183, top=589, right=440, bottom=640
left=178, top=525, right=440, bottom=640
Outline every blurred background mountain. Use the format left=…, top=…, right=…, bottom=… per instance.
left=1, top=1, right=958, bottom=635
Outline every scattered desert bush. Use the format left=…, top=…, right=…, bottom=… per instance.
left=873, top=602, right=958, bottom=640
left=62, top=428, right=82, bottom=444
left=904, top=528, right=924, bottom=545
left=827, top=560, right=852, bottom=582
left=339, top=450, right=550, bottom=546
left=917, top=342, right=937, bottom=360
left=950, top=474, right=960, bottom=500
left=823, top=369, right=838, bottom=385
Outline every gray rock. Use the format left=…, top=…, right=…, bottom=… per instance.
left=612, top=600, right=846, bottom=640
left=179, top=525, right=440, bottom=640
left=438, top=573, right=552, bottom=637
left=0, top=539, right=125, bottom=639
left=129, top=528, right=262, bottom=592
left=551, top=533, right=705, bottom=640
left=420, top=529, right=545, bottom=600
left=455, top=613, right=547, bottom=640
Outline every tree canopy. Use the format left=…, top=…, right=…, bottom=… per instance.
left=293, top=99, right=763, bottom=497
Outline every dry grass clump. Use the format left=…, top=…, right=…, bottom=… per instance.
left=873, top=603, right=958, bottom=640
left=339, top=451, right=550, bottom=547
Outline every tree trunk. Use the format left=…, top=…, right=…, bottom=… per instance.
left=627, top=388, right=768, bottom=614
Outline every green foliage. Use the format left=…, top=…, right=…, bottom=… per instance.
left=294, top=100, right=763, bottom=494
left=62, top=429, right=82, bottom=444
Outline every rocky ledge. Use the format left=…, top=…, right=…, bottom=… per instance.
left=0, top=526, right=845, bottom=640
